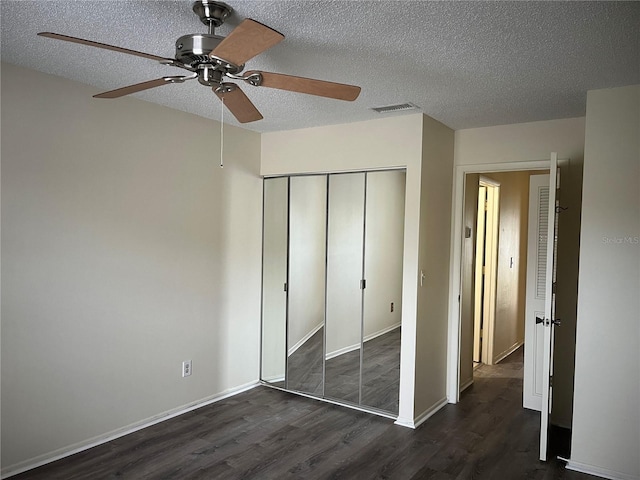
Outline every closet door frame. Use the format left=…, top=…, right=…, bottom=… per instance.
left=260, top=168, right=406, bottom=418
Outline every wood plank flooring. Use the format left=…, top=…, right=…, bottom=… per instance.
left=284, top=327, right=400, bottom=413
left=12, top=347, right=598, bottom=480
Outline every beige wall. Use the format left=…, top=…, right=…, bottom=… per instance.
left=262, top=114, right=423, bottom=425
left=261, top=178, right=288, bottom=381
left=569, top=85, right=639, bottom=479
left=363, top=170, right=406, bottom=339
left=454, top=118, right=586, bottom=166
left=482, top=171, right=531, bottom=363
left=1, top=63, right=263, bottom=474
left=261, top=114, right=453, bottom=426
left=288, top=175, right=327, bottom=349
left=453, top=117, right=585, bottom=427
left=414, top=115, right=455, bottom=419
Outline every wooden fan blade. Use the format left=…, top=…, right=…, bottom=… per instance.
left=210, top=19, right=284, bottom=66
left=94, top=78, right=173, bottom=99
left=38, top=32, right=170, bottom=62
left=214, top=85, right=263, bottom=123
left=247, top=71, right=361, bottom=101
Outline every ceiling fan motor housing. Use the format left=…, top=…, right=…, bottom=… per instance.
left=175, top=34, right=223, bottom=66
left=175, top=33, right=243, bottom=83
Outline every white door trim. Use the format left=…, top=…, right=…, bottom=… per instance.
left=473, top=179, right=501, bottom=365
left=447, top=160, right=550, bottom=403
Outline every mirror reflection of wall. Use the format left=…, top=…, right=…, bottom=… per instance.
left=286, top=175, right=327, bottom=395
left=325, top=173, right=366, bottom=404
left=361, top=170, right=405, bottom=412
left=260, top=177, right=288, bottom=386
left=260, top=169, right=406, bottom=416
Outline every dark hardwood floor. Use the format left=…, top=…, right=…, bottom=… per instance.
left=12, top=347, right=598, bottom=480
left=284, top=327, right=400, bottom=413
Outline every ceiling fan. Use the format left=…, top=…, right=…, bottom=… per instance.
left=38, top=0, right=361, bottom=123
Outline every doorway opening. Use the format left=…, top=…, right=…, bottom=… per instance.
left=472, top=178, right=500, bottom=368
left=449, top=157, right=581, bottom=463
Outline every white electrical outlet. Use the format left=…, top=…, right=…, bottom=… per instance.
left=182, top=360, right=192, bottom=378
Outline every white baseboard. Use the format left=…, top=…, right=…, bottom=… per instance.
left=493, top=340, right=524, bottom=364
left=394, top=397, right=448, bottom=429
left=363, top=323, right=401, bottom=343
left=325, top=342, right=360, bottom=360
left=394, top=416, right=416, bottom=428
left=459, top=377, right=474, bottom=393
left=566, top=459, right=639, bottom=480
left=261, top=382, right=398, bottom=421
left=1, top=381, right=259, bottom=479
left=326, top=324, right=401, bottom=360
left=288, top=322, right=323, bottom=356
left=261, top=374, right=285, bottom=383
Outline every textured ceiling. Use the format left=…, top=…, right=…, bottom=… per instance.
left=1, top=1, right=639, bottom=133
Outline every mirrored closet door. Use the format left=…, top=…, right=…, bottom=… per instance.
left=260, top=170, right=406, bottom=415
left=286, top=175, right=327, bottom=395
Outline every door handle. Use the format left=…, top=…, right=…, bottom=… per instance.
left=535, top=316, right=561, bottom=327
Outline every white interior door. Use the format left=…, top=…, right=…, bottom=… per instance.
left=539, top=153, right=560, bottom=461
left=523, top=153, right=559, bottom=460
left=523, top=174, right=550, bottom=411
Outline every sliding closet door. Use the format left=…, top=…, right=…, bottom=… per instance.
left=261, top=171, right=405, bottom=416
left=286, top=175, right=327, bottom=395
left=324, top=173, right=366, bottom=404
left=261, top=177, right=288, bottom=386
left=361, top=170, right=406, bottom=413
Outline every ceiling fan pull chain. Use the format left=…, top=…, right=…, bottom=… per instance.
left=220, top=95, right=224, bottom=168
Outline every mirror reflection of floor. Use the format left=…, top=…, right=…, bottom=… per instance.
left=285, top=327, right=400, bottom=414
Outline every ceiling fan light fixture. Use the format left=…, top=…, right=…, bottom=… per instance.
left=371, top=102, right=419, bottom=114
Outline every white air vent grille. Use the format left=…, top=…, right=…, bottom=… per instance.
left=371, top=103, right=419, bottom=114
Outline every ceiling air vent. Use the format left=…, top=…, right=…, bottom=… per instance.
left=371, top=102, right=419, bottom=114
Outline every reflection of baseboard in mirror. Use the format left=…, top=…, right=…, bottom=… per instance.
left=288, top=322, right=323, bottom=356
left=325, top=322, right=401, bottom=360
left=364, top=322, right=401, bottom=343
left=325, top=342, right=360, bottom=360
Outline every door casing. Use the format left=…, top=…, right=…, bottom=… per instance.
left=447, top=161, right=550, bottom=403
left=473, top=178, right=501, bottom=366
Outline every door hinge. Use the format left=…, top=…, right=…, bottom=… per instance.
left=552, top=282, right=557, bottom=294
left=284, top=282, right=287, bottom=292
left=550, top=375, right=553, bottom=388
left=360, top=279, right=366, bottom=290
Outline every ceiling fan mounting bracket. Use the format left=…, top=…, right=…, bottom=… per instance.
left=192, top=1, right=232, bottom=29
left=226, top=71, right=262, bottom=86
